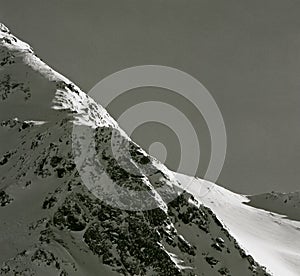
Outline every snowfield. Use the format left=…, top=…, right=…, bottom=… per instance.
left=176, top=173, right=300, bottom=276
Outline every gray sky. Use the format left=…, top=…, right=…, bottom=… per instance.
left=1, top=0, right=300, bottom=194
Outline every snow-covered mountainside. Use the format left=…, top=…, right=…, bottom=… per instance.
left=177, top=174, right=300, bottom=276
left=246, top=191, right=300, bottom=221
left=0, top=23, right=297, bottom=276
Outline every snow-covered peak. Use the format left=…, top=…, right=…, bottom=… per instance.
left=0, top=23, right=33, bottom=54
left=0, top=23, right=294, bottom=276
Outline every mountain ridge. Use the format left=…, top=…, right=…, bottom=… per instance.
left=0, top=22, right=297, bottom=276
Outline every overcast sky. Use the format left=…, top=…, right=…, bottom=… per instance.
left=1, top=0, right=300, bottom=194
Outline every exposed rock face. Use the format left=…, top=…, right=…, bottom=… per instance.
left=0, top=23, right=269, bottom=275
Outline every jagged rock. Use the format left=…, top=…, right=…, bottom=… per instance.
left=0, top=23, right=284, bottom=276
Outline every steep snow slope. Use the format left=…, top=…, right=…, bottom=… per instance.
left=176, top=173, right=300, bottom=276
left=0, top=22, right=275, bottom=276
